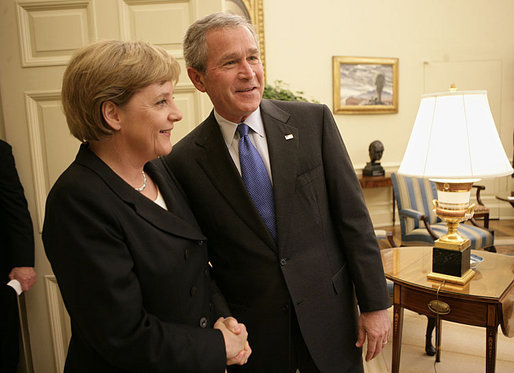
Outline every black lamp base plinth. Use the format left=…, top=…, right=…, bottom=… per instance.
left=427, top=245, right=475, bottom=285
left=433, top=246, right=471, bottom=277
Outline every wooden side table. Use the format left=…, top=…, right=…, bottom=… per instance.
left=496, top=194, right=514, bottom=208
left=381, top=247, right=514, bottom=373
left=358, top=173, right=395, bottom=225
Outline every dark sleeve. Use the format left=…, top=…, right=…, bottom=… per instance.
left=42, top=179, right=226, bottom=373
left=320, top=105, right=390, bottom=312
left=159, top=157, right=232, bottom=319
left=0, top=141, right=34, bottom=268
left=209, top=271, right=231, bottom=318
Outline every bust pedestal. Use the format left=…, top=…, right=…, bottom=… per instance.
left=363, top=162, right=385, bottom=177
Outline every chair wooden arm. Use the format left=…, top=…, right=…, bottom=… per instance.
left=420, top=215, right=439, bottom=240
left=399, top=208, right=424, bottom=220
left=469, top=217, right=494, bottom=233
left=472, top=184, right=486, bottom=206
left=399, top=208, right=439, bottom=240
left=471, top=184, right=491, bottom=229
left=470, top=218, right=480, bottom=228
left=386, top=231, right=397, bottom=247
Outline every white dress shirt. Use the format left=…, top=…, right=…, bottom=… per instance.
left=215, top=108, right=273, bottom=183
left=153, top=186, right=168, bottom=210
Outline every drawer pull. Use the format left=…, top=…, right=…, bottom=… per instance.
left=428, top=300, right=451, bottom=315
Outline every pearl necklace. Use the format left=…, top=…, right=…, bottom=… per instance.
left=134, top=170, right=147, bottom=191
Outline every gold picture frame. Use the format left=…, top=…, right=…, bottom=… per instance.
left=333, top=56, right=399, bottom=114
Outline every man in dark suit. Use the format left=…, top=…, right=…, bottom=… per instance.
left=0, top=139, right=37, bottom=373
left=163, top=12, right=390, bottom=373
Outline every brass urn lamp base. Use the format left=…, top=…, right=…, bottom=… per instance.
left=428, top=181, right=477, bottom=285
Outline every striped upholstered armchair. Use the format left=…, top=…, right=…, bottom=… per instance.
left=391, top=173, right=495, bottom=251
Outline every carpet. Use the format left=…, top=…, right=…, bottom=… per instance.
left=364, top=309, right=514, bottom=373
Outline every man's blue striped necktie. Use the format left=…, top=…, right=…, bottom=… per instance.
left=237, top=123, right=276, bottom=239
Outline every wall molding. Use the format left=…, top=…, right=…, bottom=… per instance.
left=44, top=275, right=70, bottom=373
left=16, top=0, right=96, bottom=67
left=24, top=90, right=61, bottom=232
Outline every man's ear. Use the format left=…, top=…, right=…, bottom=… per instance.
left=187, top=67, right=207, bottom=93
left=101, top=101, right=122, bottom=131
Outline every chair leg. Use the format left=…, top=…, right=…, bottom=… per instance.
left=485, top=246, right=497, bottom=253
left=484, top=214, right=490, bottom=229
left=425, top=316, right=436, bottom=356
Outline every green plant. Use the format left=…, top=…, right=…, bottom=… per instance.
left=263, top=80, right=319, bottom=103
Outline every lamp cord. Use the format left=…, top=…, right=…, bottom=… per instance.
left=433, top=280, right=446, bottom=373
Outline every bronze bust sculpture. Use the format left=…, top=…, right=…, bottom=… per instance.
left=363, top=140, right=385, bottom=176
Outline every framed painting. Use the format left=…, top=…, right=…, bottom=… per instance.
left=333, top=56, right=399, bottom=114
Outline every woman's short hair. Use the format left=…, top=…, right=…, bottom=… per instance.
left=183, top=12, right=258, bottom=73
left=62, top=40, right=180, bottom=142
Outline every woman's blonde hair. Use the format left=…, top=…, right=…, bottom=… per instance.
left=62, top=40, right=180, bottom=141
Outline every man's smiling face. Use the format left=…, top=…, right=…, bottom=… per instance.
left=188, top=26, right=264, bottom=123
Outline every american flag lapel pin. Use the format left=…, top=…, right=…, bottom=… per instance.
left=284, top=134, right=294, bottom=140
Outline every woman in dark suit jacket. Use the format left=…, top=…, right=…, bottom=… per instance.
left=42, top=40, right=250, bottom=372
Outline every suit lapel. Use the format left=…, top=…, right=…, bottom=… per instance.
left=194, top=113, right=277, bottom=249
left=142, top=162, right=206, bottom=240
left=261, top=100, right=299, bottom=251
left=75, top=144, right=205, bottom=241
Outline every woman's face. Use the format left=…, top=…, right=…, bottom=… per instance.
left=117, top=80, right=182, bottom=162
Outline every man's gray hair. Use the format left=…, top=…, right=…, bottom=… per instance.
left=183, top=12, right=259, bottom=72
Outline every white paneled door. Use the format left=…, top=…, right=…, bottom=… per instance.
left=0, top=1, right=221, bottom=371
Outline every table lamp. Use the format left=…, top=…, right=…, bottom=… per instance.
left=398, top=87, right=513, bottom=285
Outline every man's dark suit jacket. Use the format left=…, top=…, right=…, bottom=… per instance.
left=0, top=140, right=34, bottom=283
left=43, top=144, right=228, bottom=373
left=0, top=140, right=34, bottom=373
left=163, top=100, right=390, bottom=373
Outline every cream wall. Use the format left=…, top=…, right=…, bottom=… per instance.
left=263, top=0, right=514, bottom=226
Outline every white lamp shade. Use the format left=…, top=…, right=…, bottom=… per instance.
left=398, top=90, right=513, bottom=179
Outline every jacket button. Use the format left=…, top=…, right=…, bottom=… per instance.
left=199, top=317, right=208, bottom=328
left=280, top=258, right=287, bottom=266
left=184, top=248, right=190, bottom=260
left=190, top=286, right=197, bottom=296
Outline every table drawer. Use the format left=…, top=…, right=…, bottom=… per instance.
left=399, top=285, right=495, bottom=327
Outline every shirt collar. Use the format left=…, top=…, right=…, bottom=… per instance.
left=215, top=108, right=264, bottom=149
